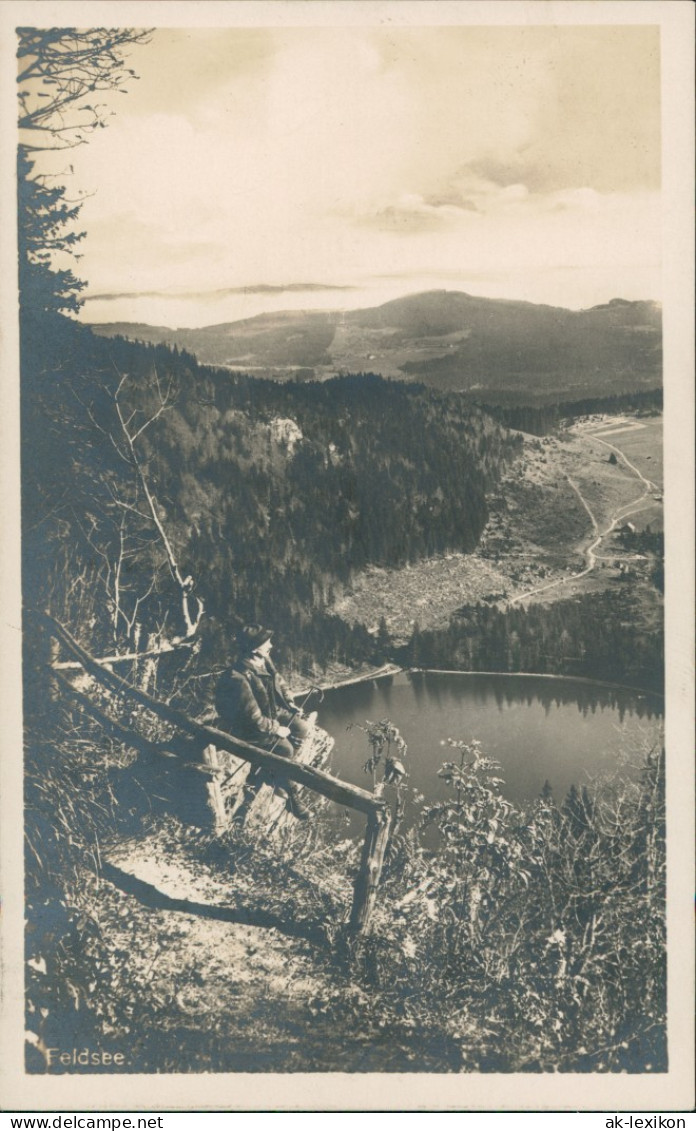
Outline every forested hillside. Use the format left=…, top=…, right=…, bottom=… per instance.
left=474, top=388, right=662, bottom=434
left=23, top=315, right=520, bottom=675
left=401, top=590, right=664, bottom=694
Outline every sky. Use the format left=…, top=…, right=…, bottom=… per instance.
left=37, top=23, right=662, bottom=328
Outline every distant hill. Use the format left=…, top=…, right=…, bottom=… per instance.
left=90, top=290, right=661, bottom=402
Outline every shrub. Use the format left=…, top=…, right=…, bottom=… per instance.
left=354, top=738, right=666, bottom=1072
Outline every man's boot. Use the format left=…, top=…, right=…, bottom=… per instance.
left=283, top=780, right=312, bottom=821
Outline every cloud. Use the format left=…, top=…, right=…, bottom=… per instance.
left=58, top=25, right=660, bottom=322
left=124, top=28, right=279, bottom=119
left=423, top=190, right=480, bottom=212
left=227, top=282, right=355, bottom=295
left=356, top=196, right=463, bottom=234
left=84, top=282, right=355, bottom=302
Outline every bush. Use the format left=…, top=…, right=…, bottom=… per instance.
left=352, top=739, right=666, bottom=1072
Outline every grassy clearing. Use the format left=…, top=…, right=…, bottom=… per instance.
left=331, top=432, right=596, bottom=639
left=594, top=418, right=663, bottom=488
left=330, top=415, right=664, bottom=631
left=332, top=553, right=519, bottom=641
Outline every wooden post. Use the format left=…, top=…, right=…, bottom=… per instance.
left=202, top=745, right=226, bottom=832
left=349, top=804, right=392, bottom=934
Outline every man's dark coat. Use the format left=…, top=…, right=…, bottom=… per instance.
left=215, top=657, right=296, bottom=742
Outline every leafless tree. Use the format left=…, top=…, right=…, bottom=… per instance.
left=66, top=361, right=204, bottom=655
left=112, top=368, right=204, bottom=642
left=18, top=28, right=153, bottom=152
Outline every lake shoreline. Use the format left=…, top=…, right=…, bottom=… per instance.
left=410, top=668, right=664, bottom=700
left=306, top=664, right=664, bottom=701
left=294, top=662, right=402, bottom=697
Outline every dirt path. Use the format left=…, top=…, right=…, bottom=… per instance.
left=509, top=428, right=658, bottom=606
left=94, top=825, right=381, bottom=1073
left=93, top=815, right=459, bottom=1073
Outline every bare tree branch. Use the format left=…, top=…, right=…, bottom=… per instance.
left=17, top=29, right=153, bottom=151
left=112, top=369, right=204, bottom=639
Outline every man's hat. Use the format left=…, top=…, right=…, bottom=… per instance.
left=235, top=623, right=273, bottom=656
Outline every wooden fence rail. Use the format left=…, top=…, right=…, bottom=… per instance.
left=38, top=610, right=392, bottom=932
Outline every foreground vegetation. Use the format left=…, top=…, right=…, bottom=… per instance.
left=26, top=723, right=665, bottom=1073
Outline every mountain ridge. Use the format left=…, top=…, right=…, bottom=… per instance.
left=89, top=288, right=661, bottom=334
left=89, top=288, right=662, bottom=402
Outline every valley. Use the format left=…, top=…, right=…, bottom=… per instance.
left=330, top=413, right=663, bottom=641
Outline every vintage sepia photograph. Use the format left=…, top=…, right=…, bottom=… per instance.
left=1, top=0, right=693, bottom=1114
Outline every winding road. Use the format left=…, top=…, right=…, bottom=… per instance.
left=509, top=423, right=661, bottom=606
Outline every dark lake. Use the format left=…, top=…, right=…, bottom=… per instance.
left=316, top=671, right=663, bottom=825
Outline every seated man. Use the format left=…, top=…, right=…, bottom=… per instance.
left=215, top=624, right=311, bottom=818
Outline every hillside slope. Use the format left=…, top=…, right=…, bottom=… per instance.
left=90, top=290, right=662, bottom=400
left=22, top=319, right=518, bottom=680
